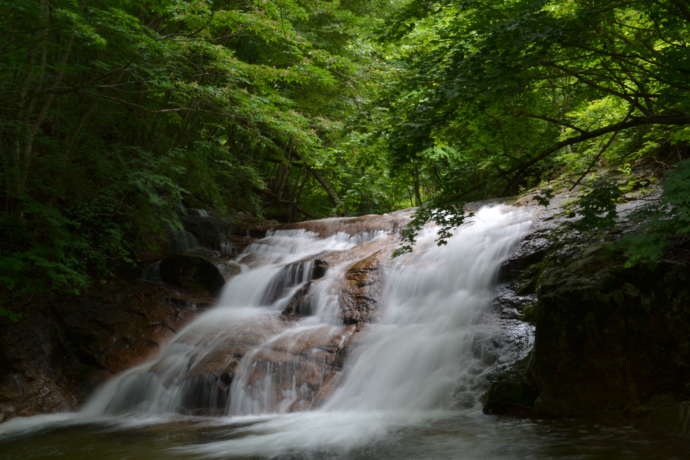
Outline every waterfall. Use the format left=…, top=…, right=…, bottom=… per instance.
left=324, top=205, right=532, bottom=412
left=81, top=228, right=384, bottom=417
left=0, top=205, right=534, bottom=456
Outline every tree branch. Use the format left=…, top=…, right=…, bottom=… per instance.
left=518, top=111, right=587, bottom=133
left=440, top=113, right=690, bottom=205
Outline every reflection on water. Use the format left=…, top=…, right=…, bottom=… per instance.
left=1, top=412, right=689, bottom=460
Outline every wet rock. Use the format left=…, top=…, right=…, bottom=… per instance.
left=525, top=242, right=690, bottom=418
left=159, top=255, right=226, bottom=296
left=272, top=210, right=413, bottom=238
left=282, top=284, right=313, bottom=318
left=634, top=394, right=690, bottom=435
left=219, top=261, right=242, bottom=280
left=182, top=210, right=234, bottom=256
left=492, top=285, right=537, bottom=321
left=169, top=229, right=200, bottom=254
left=498, top=230, right=552, bottom=284
left=0, top=280, right=213, bottom=419
left=483, top=357, right=538, bottom=416
left=483, top=188, right=690, bottom=420
left=170, top=324, right=357, bottom=414
left=240, top=325, right=357, bottom=411
left=312, top=259, right=328, bottom=280
left=261, top=258, right=328, bottom=306
left=339, top=250, right=383, bottom=325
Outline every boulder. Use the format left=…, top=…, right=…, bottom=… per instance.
left=281, top=284, right=313, bottom=318
left=485, top=221, right=690, bottom=422
left=166, top=324, right=357, bottom=414
left=181, top=210, right=234, bottom=256
left=159, top=254, right=226, bottom=296
left=261, top=258, right=328, bottom=306
left=483, top=357, right=538, bottom=416
left=339, top=250, right=383, bottom=325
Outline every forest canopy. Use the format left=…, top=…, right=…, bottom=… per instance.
left=1, top=0, right=689, bottom=313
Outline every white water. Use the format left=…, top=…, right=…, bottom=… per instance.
left=325, top=206, right=532, bottom=411
left=0, top=205, right=534, bottom=457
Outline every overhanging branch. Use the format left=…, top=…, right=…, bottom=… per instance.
left=440, top=113, right=690, bottom=205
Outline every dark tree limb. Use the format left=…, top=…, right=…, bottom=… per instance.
left=440, top=112, right=690, bottom=205
left=288, top=150, right=344, bottom=210
left=568, top=107, right=634, bottom=191
left=518, top=111, right=587, bottom=133
left=306, top=165, right=344, bottom=210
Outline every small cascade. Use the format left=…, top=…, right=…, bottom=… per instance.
left=80, top=205, right=532, bottom=420
left=81, top=222, right=392, bottom=417
left=324, top=206, right=533, bottom=412
left=0, top=205, right=536, bottom=457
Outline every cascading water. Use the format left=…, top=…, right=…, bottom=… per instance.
left=324, top=206, right=532, bottom=412
left=81, top=227, right=386, bottom=417
left=182, top=205, right=534, bottom=458
left=0, top=205, right=539, bottom=458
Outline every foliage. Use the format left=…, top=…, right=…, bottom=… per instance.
left=1, top=0, right=689, bottom=304
left=621, top=159, right=690, bottom=266
left=393, top=202, right=466, bottom=256
left=368, top=0, right=690, bottom=252
left=0, top=0, right=395, bottom=304
left=574, top=178, right=622, bottom=230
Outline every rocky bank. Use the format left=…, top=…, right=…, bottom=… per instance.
left=485, top=189, right=690, bottom=435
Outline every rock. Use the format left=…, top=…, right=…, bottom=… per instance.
left=261, top=258, right=328, bottom=307
left=167, top=324, right=357, bottom=414
left=492, top=284, right=537, bottom=321
left=169, top=229, right=200, bottom=254
left=482, top=188, right=690, bottom=421
left=278, top=259, right=330, bottom=318
left=634, top=394, right=690, bottom=435
left=498, top=229, right=552, bottom=284
left=0, top=280, right=212, bottom=419
left=312, top=259, right=328, bottom=279
left=483, top=357, right=538, bottom=416
left=181, top=211, right=234, bottom=256
left=272, top=211, right=413, bottom=238
left=159, top=255, right=226, bottom=296
left=501, top=228, right=690, bottom=419
left=282, top=284, right=313, bottom=318
left=238, top=325, right=357, bottom=411
left=338, top=251, right=383, bottom=325
left=219, top=261, right=242, bottom=280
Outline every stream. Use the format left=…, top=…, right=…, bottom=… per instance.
left=1, top=205, right=688, bottom=459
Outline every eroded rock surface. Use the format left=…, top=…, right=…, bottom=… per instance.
left=163, top=322, right=357, bottom=414
left=0, top=280, right=214, bottom=422
left=485, top=189, right=690, bottom=434
left=339, top=250, right=383, bottom=325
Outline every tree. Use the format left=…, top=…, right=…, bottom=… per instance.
left=370, top=0, right=690, bottom=249
left=0, top=0, right=393, bottom=306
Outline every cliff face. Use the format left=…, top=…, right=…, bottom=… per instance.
left=485, top=192, right=690, bottom=434
left=0, top=209, right=241, bottom=423
left=0, top=280, right=216, bottom=423
left=0, top=212, right=398, bottom=422
left=529, top=242, right=690, bottom=418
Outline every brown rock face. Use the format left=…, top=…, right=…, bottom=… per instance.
left=164, top=322, right=357, bottom=414
left=233, top=325, right=357, bottom=411
left=0, top=280, right=213, bottom=421
left=0, top=211, right=405, bottom=421
left=340, top=250, right=384, bottom=325
left=277, top=211, right=413, bottom=237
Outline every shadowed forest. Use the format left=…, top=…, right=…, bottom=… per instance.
left=1, top=0, right=689, bottom=317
